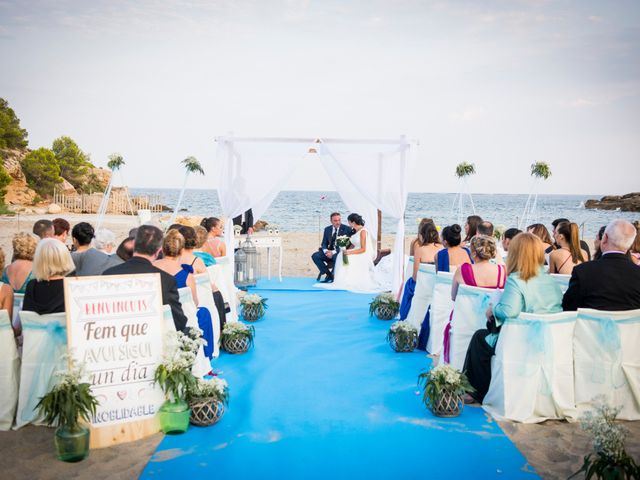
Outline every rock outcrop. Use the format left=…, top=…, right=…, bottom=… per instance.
left=2, top=148, right=39, bottom=205
left=584, top=192, right=640, bottom=212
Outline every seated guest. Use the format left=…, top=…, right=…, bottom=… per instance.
left=104, top=225, right=188, bottom=332
left=463, top=233, right=563, bottom=403
left=116, top=236, right=135, bottom=261
left=477, top=221, right=505, bottom=264
left=176, top=225, right=208, bottom=275
left=527, top=223, right=554, bottom=252
left=548, top=222, right=589, bottom=274
left=73, top=228, right=123, bottom=276
left=52, top=218, right=71, bottom=245
left=552, top=218, right=591, bottom=260
left=2, top=233, right=37, bottom=294
left=156, top=229, right=215, bottom=355
left=32, top=219, right=54, bottom=239
left=412, top=221, right=442, bottom=280
left=154, top=229, right=199, bottom=305
left=501, top=228, right=521, bottom=255
left=435, top=224, right=472, bottom=273
left=476, top=221, right=494, bottom=237
left=592, top=226, right=606, bottom=260
left=70, top=222, right=95, bottom=258
left=0, top=247, right=14, bottom=321
left=193, top=226, right=216, bottom=267
left=451, top=235, right=506, bottom=300
left=200, top=217, right=226, bottom=258
left=22, top=239, right=75, bottom=315
left=463, top=215, right=483, bottom=245
left=410, top=218, right=435, bottom=256
left=562, top=220, right=640, bottom=311
left=629, top=221, right=640, bottom=266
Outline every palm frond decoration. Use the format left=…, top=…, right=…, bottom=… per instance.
left=455, top=162, right=476, bottom=179
left=107, top=153, right=125, bottom=171
left=530, top=161, right=551, bottom=180
left=182, top=156, right=204, bottom=176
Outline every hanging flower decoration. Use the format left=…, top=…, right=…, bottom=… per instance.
left=455, top=162, right=476, bottom=179
left=530, top=161, right=552, bottom=180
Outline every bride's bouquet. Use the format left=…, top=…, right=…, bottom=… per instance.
left=336, top=235, right=352, bottom=265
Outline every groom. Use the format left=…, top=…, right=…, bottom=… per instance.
left=312, top=212, right=354, bottom=283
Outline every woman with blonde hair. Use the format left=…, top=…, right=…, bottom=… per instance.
left=0, top=247, right=14, bottom=320
left=193, top=225, right=217, bottom=267
left=549, top=222, right=589, bottom=274
left=2, top=232, right=37, bottom=294
left=462, top=233, right=563, bottom=403
left=154, top=230, right=198, bottom=305
left=451, top=235, right=506, bottom=300
left=22, top=239, right=75, bottom=314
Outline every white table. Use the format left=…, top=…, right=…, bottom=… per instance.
left=234, top=235, right=283, bottom=281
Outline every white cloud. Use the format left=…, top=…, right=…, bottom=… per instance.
left=588, top=15, right=605, bottom=23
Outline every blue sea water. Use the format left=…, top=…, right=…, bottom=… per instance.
left=131, top=189, right=638, bottom=239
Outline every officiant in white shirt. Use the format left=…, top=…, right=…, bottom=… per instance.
left=311, top=212, right=354, bottom=283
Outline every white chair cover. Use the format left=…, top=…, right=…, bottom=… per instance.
left=14, top=311, right=68, bottom=429
left=483, top=311, right=578, bottom=423
left=400, top=256, right=413, bottom=298
left=428, top=272, right=455, bottom=356
left=12, top=292, right=24, bottom=329
left=207, top=258, right=238, bottom=323
left=405, top=264, right=436, bottom=338
left=178, top=287, right=212, bottom=378
left=574, top=308, right=640, bottom=420
left=550, top=274, right=571, bottom=293
left=449, top=285, right=502, bottom=371
left=194, top=273, right=221, bottom=358
left=0, top=310, right=19, bottom=430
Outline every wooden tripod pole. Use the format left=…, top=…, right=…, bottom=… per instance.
left=377, top=209, right=382, bottom=253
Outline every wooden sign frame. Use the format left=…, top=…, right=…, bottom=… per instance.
left=64, top=273, right=166, bottom=449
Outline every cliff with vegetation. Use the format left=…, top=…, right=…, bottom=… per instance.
left=0, top=98, right=111, bottom=213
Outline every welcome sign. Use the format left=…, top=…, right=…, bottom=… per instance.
left=64, top=274, right=166, bottom=447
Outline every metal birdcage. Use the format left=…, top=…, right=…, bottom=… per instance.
left=234, top=235, right=261, bottom=288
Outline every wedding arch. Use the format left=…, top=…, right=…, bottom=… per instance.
left=214, top=135, right=417, bottom=294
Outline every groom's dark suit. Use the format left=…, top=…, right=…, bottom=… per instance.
left=311, top=223, right=355, bottom=278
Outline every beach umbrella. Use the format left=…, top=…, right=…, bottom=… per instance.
left=452, top=162, right=476, bottom=224
left=96, top=153, right=127, bottom=229
left=168, top=156, right=205, bottom=227
left=519, top=161, right=552, bottom=229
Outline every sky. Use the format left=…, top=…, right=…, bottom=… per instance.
left=1, top=0, right=639, bottom=195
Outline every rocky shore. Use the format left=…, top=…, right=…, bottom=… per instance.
left=585, top=192, right=640, bottom=212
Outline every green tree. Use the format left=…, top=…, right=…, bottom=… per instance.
left=52, top=135, right=92, bottom=191
left=21, top=148, right=62, bottom=197
left=0, top=98, right=28, bottom=149
left=0, top=161, right=12, bottom=206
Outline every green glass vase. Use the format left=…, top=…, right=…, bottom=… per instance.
left=158, top=400, right=190, bottom=434
left=54, top=425, right=90, bottom=462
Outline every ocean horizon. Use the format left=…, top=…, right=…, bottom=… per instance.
left=130, top=189, right=638, bottom=239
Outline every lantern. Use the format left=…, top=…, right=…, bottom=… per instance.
left=234, top=235, right=261, bottom=288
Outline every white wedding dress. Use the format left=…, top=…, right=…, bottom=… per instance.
left=316, top=227, right=384, bottom=293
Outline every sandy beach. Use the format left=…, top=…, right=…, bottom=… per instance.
left=0, top=213, right=636, bottom=479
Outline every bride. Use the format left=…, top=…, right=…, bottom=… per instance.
left=316, top=213, right=382, bottom=293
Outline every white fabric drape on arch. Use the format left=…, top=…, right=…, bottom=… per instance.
left=217, top=138, right=301, bottom=250
left=318, top=140, right=409, bottom=294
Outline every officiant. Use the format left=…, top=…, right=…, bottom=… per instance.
left=233, top=209, right=254, bottom=235
left=312, top=212, right=354, bottom=283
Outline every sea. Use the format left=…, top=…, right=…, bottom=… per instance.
left=130, top=189, right=638, bottom=239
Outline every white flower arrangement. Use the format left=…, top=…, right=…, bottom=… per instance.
left=223, top=322, right=252, bottom=335
left=233, top=224, right=242, bottom=236
left=389, top=321, right=417, bottom=334
left=418, top=364, right=474, bottom=409
left=241, top=293, right=266, bottom=306
left=191, top=377, right=229, bottom=405
left=369, top=292, right=400, bottom=318
left=570, top=395, right=639, bottom=478
left=154, top=328, right=205, bottom=402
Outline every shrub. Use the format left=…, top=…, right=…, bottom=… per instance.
left=21, top=148, right=62, bottom=197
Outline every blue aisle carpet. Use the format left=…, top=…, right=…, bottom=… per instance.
left=141, top=278, right=537, bottom=479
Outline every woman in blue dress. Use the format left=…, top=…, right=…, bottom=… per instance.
left=435, top=224, right=473, bottom=272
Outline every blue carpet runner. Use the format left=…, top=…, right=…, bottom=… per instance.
left=141, top=277, right=537, bottom=479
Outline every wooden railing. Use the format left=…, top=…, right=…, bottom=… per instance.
left=52, top=189, right=164, bottom=214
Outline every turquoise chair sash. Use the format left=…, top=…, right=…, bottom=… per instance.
left=20, top=318, right=67, bottom=423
